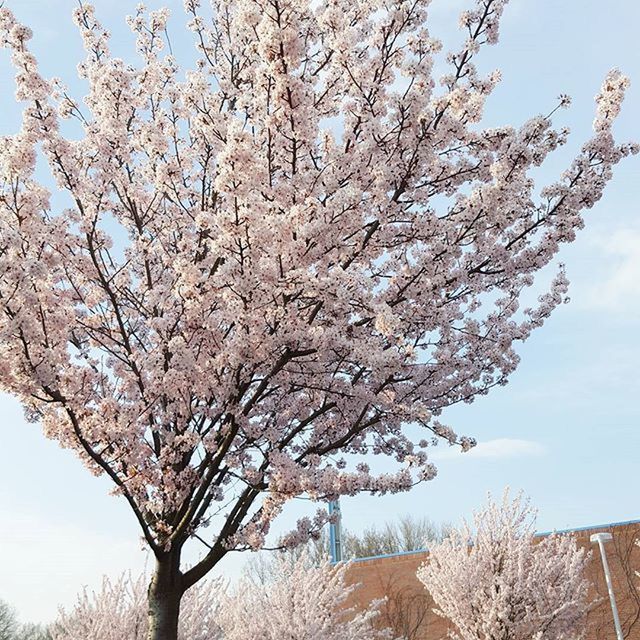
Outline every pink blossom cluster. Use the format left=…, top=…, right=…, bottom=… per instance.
left=417, top=491, right=592, bottom=640
left=0, top=0, right=634, bottom=595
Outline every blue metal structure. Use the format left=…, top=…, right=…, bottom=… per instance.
left=328, top=499, right=342, bottom=562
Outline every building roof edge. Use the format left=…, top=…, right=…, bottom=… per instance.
left=346, top=517, right=640, bottom=564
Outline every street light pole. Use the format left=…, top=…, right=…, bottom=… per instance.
left=591, top=532, right=624, bottom=640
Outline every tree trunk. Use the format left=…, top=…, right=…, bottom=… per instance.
left=147, top=551, right=184, bottom=640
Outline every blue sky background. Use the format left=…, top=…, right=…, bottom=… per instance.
left=0, top=0, right=638, bottom=624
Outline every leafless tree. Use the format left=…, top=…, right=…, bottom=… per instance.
left=589, top=524, right=640, bottom=639
left=0, top=601, right=51, bottom=640
left=13, top=625, right=51, bottom=640
left=0, top=602, right=18, bottom=640
left=374, top=570, right=433, bottom=640
left=344, top=516, right=451, bottom=559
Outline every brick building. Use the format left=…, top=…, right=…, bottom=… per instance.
left=345, top=519, right=640, bottom=640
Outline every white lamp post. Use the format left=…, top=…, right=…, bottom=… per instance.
left=590, top=532, right=624, bottom=640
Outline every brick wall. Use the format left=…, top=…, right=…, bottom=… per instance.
left=344, top=520, right=640, bottom=640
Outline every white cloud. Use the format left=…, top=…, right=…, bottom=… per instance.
left=580, top=227, right=640, bottom=311
left=431, top=438, right=546, bottom=461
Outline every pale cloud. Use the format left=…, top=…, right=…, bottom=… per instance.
left=580, top=227, right=640, bottom=312
left=431, top=438, right=546, bottom=461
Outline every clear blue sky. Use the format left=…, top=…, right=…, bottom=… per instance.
left=0, top=0, right=638, bottom=624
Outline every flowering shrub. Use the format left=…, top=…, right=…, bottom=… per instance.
left=51, top=573, right=223, bottom=640
left=51, top=556, right=390, bottom=640
left=417, top=492, right=592, bottom=640
left=219, top=554, right=391, bottom=640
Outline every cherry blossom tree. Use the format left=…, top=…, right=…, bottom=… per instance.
left=0, top=0, right=635, bottom=637
left=220, top=553, right=392, bottom=640
left=50, top=557, right=390, bottom=640
left=51, top=573, right=223, bottom=640
left=416, top=492, right=592, bottom=640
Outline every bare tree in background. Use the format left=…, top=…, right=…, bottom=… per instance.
left=0, top=603, right=50, bottom=640
left=0, top=602, right=18, bottom=640
left=373, top=570, right=432, bottom=640
left=589, top=524, right=640, bottom=640
left=345, top=516, right=451, bottom=559
left=12, top=625, right=51, bottom=640
left=244, top=515, right=449, bottom=584
left=345, top=517, right=449, bottom=640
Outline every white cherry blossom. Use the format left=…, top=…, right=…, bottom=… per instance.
left=0, top=1, right=634, bottom=637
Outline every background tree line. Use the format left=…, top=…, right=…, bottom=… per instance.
left=0, top=602, right=50, bottom=640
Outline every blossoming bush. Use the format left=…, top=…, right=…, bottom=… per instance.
left=219, top=554, right=391, bottom=640
left=51, top=573, right=223, bottom=640
left=417, top=492, right=592, bottom=640
left=51, top=556, right=391, bottom=640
